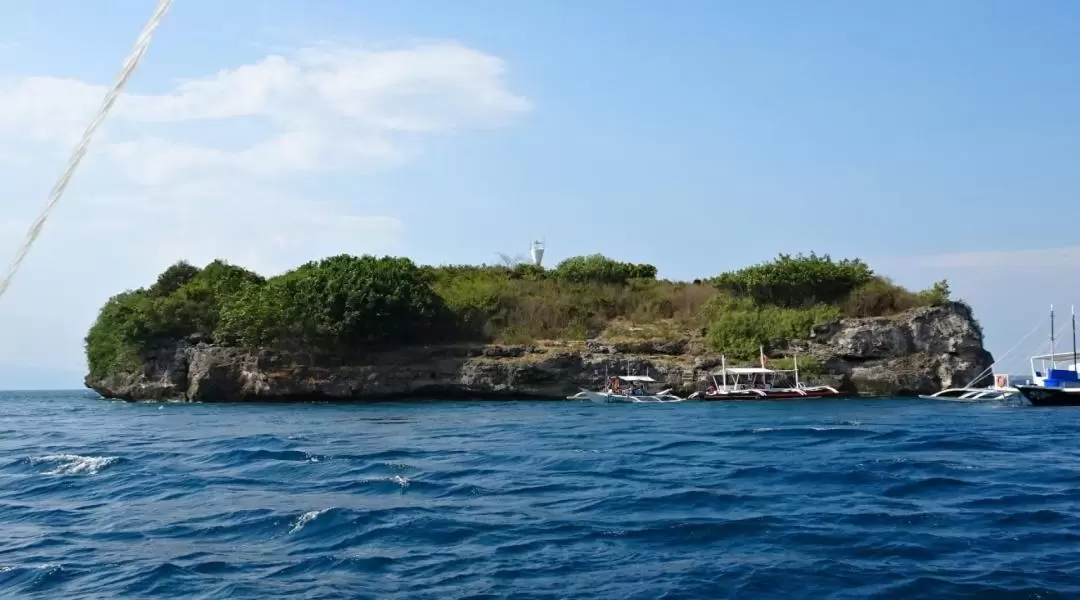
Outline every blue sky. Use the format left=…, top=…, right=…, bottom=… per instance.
left=0, top=0, right=1077, bottom=388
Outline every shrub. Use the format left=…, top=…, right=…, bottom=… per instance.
left=918, top=279, right=951, bottom=306
left=710, top=252, right=874, bottom=307
left=842, top=277, right=952, bottom=317
left=510, top=263, right=548, bottom=281
left=219, top=254, right=445, bottom=350
left=702, top=294, right=842, bottom=359
left=552, top=254, right=657, bottom=285
left=425, top=264, right=715, bottom=343
left=842, top=277, right=921, bottom=317
left=767, top=355, right=824, bottom=378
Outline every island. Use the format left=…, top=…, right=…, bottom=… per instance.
left=84, top=252, right=993, bottom=401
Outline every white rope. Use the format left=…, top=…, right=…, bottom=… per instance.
left=0, top=0, right=173, bottom=303
left=962, top=317, right=1055, bottom=388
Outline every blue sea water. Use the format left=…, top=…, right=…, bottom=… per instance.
left=2, top=391, right=1080, bottom=599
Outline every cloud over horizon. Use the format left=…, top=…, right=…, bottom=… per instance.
left=888, top=243, right=1080, bottom=270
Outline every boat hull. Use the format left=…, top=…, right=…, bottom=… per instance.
left=1016, top=385, right=1080, bottom=407
left=917, top=387, right=1018, bottom=401
left=573, top=391, right=685, bottom=403
left=700, top=388, right=844, bottom=401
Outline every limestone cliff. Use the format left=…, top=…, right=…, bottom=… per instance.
left=85, top=302, right=993, bottom=402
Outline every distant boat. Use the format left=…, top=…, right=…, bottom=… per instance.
left=1015, top=305, right=1080, bottom=407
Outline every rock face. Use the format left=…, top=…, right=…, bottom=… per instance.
left=85, top=302, right=994, bottom=402
left=798, top=302, right=994, bottom=396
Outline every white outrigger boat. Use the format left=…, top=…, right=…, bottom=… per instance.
left=917, top=378, right=1019, bottom=401
left=566, top=374, right=685, bottom=403
left=686, top=352, right=844, bottom=400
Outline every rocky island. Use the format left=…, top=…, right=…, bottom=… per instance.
left=84, top=252, right=993, bottom=401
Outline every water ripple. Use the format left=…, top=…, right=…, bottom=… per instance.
left=2, top=391, right=1080, bottom=598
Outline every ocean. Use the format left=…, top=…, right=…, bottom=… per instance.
left=1, top=390, right=1078, bottom=599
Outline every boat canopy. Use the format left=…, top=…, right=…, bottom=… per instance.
left=1030, top=351, right=1080, bottom=363
left=710, top=367, right=774, bottom=375
left=615, top=375, right=656, bottom=382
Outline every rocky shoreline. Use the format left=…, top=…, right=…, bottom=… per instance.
left=85, top=302, right=994, bottom=402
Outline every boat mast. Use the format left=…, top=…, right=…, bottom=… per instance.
left=1051, top=304, right=1056, bottom=371
left=794, top=352, right=800, bottom=388
left=1072, top=304, right=1077, bottom=372
left=721, top=354, right=728, bottom=392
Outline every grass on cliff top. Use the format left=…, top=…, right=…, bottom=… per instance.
left=85, top=252, right=954, bottom=380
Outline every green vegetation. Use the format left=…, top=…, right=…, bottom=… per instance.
left=710, top=252, right=873, bottom=307
left=217, top=255, right=444, bottom=350
left=85, top=260, right=264, bottom=379
left=85, top=252, right=956, bottom=379
left=701, top=295, right=843, bottom=361
left=767, top=356, right=824, bottom=379
left=699, top=252, right=954, bottom=358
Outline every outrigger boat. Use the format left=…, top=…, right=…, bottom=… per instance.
left=1015, top=305, right=1080, bottom=407
left=567, top=373, right=684, bottom=403
left=567, top=375, right=684, bottom=403
left=917, top=376, right=1019, bottom=401
left=687, top=350, right=843, bottom=400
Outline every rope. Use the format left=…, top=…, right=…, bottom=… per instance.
left=0, top=0, right=173, bottom=303
left=962, top=317, right=1055, bottom=388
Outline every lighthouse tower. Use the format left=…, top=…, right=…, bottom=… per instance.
left=530, top=239, right=545, bottom=266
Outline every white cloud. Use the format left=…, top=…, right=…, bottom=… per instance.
left=0, top=42, right=530, bottom=180
left=899, top=244, right=1080, bottom=270
left=0, top=40, right=530, bottom=378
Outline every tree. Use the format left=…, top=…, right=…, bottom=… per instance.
left=148, top=261, right=200, bottom=297
left=919, top=279, right=951, bottom=306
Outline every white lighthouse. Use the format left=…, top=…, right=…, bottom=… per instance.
left=530, top=239, right=545, bottom=266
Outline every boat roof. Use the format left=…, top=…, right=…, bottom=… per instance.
left=1031, top=351, right=1080, bottom=363
left=614, top=375, right=656, bottom=382
left=710, top=367, right=775, bottom=375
